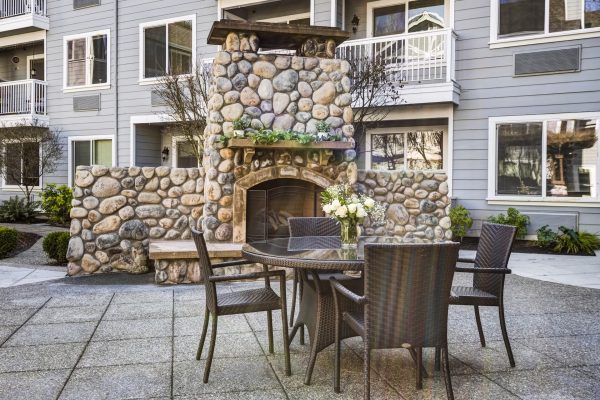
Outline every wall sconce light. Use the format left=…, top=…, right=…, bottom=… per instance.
left=161, top=146, right=170, bottom=162
left=351, top=14, right=360, bottom=34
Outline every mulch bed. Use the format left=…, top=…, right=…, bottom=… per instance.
left=5, top=231, right=41, bottom=258
left=460, top=237, right=595, bottom=256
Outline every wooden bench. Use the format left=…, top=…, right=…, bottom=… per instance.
left=149, top=240, right=243, bottom=260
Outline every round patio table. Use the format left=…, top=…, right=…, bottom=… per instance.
left=242, top=235, right=404, bottom=385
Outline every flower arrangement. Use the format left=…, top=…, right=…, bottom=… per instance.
left=321, top=184, right=385, bottom=247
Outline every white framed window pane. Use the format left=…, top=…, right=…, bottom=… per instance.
left=91, top=35, right=108, bottom=84
left=371, top=133, right=404, bottom=170
left=176, top=141, right=197, bottom=168
left=93, top=139, right=112, bottom=166
left=550, top=0, right=582, bottom=32
left=374, top=5, right=406, bottom=36
left=67, top=38, right=86, bottom=87
left=496, top=122, right=543, bottom=196
left=168, top=20, right=193, bottom=75
left=73, top=140, right=91, bottom=180
left=5, top=143, right=22, bottom=185
left=406, top=129, right=444, bottom=170
left=498, top=0, right=545, bottom=37
left=408, top=0, right=445, bottom=32
left=22, top=142, right=40, bottom=187
left=547, top=119, right=598, bottom=198
left=585, top=0, right=600, bottom=28
left=144, top=25, right=167, bottom=78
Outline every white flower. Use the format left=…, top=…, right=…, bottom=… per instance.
left=323, top=204, right=333, bottom=214
left=331, top=199, right=341, bottom=209
left=335, top=205, right=348, bottom=218
left=364, top=198, right=375, bottom=208
left=356, top=205, right=367, bottom=218
left=347, top=203, right=357, bottom=213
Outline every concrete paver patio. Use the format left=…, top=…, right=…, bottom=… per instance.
left=0, top=270, right=598, bottom=400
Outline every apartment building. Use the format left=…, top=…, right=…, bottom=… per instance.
left=0, top=0, right=599, bottom=235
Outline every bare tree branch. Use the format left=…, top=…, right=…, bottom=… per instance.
left=154, top=64, right=211, bottom=165
left=0, top=119, right=62, bottom=205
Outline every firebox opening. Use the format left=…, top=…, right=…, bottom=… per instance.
left=246, top=179, right=324, bottom=241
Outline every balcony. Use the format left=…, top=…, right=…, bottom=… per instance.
left=0, top=0, right=48, bottom=36
left=0, top=79, right=47, bottom=125
left=336, top=28, right=460, bottom=105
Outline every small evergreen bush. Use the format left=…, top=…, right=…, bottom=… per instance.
left=41, top=184, right=73, bottom=226
left=0, top=196, right=39, bottom=223
left=0, top=227, right=18, bottom=258
left=488, top=207, right=529, bottom=239
left=42, top=231, right=70, bottom=263
left=449, top=205, right=473, bottom=242
left=536, top=225, right=558, bottom=248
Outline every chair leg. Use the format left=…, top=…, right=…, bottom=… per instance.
left=474, top=305, right=486, bottom=347
left=196, top=307, right=210, bottom=361
left=266, top=310, right=274, bottom=354
left=203, top=314, right=218, bottom=383
left=499, top=303, right=516, bottom=367
left=441, top=345, right=454, bottom=400
left=434, top=346, right=441, bottom=372
left=298, top=277, right=305, bottom=345
left=408, top=348, right=429, bottom=378
left=415, top=347, right=423, bottom=390
left=364, top=347, right=371, bottom=400
left=290, top=270, right=298, bottom=328
left=333, top=310, right=342, bottom=393
left=304, top=341, right=319, bottom=385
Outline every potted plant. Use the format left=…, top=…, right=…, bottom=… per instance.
left=232, top=117, right=250, bottom=138
left=315, top=121, right=332, bottom=142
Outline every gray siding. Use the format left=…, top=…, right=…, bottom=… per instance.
left=453, top=0, right=600, bottom=234
left=313, top=0, right=332, bottom=26
left=135, top=124, right=162, bottom=166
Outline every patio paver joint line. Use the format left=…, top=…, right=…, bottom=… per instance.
left=0, top=297, right=52, bottom=347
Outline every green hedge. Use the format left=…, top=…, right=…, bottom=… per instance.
left=43, top=231, right=70, bottom=263
left=0, top=227, right=18, bottom=258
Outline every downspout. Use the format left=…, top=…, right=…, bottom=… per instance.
left=114, top=0, right=119, bottom=166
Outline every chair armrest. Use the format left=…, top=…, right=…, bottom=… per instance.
left=455, top=266, right=512, bottom=274
left=212, top=259, right=253, bottom=269
left=208, top=270, right=285, bottom=283
left=330, top=278, right=366, bottom=305
left=457, top=256, right=475, bottom=263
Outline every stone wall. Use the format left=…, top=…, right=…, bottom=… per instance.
left=356, top=170, right=452, bottom=241
left=202, top=51, right=356, bottom=242
left=66, top=166, right=205, bottom=276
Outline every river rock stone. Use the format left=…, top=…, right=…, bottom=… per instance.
left=215, top=223, right=232, bottom=241
left=273, top=93, right=290, bottom=115
left=66, top=237, right=84, bottom=261
left=81, top=254, right=101, bottom=273
left=135, top=205, right=165, bottom=219
left=91, top=177, right=121, bottom=198
left=92, top=216, right=121, bottom=234
left=312, top=81, right=336, bottom=105
left=119, top=220, right=149, bottom=240
left=273, top=114, right=295, bottom=130
left=273, top=70, right=298, bottom=92
left=221, top=103, right=244, bottom=121
left=253, top=61, right=277, bottom=78
left=257, top=79, right=273, bottom=100
left=96, top=233, right=120, bottom=250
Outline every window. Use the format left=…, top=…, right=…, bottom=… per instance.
left=64, top=31, right=109, bottom=89
left=368, top=126, right=445, bottom=171
left=493, top=0, right=600, bottom=45
left=4, top=143, right=40, bottom=187
left=141, top=16, right=195, bottom=80
left=490, top=115, right=600, bottom=201
left=368, top=0, right=445, bottom=37
left=70, top=138, right=113, bottom=184
left=176, top=141, right=198, bottom=168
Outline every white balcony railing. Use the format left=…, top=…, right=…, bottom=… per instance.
left=336, top=28, right=456, bottom=84
left=0, top=0, right=46, bottom=18
left=0, top=79, right=47, bottom=116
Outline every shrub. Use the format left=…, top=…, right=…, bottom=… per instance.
left=41, top=184, right=73, bottom=226
left=42, top=231, right=70, bottom=263
left=0, top=196, right=39, bottom=223
left=536, top=225, right=558, bottom=248
left=488, top=207, right=529, bottom=239
left=449, top=205, right=473, bottom=242
left=553, top=226, right=600, bottom=255
left=0, top=227, right=18, bottom=258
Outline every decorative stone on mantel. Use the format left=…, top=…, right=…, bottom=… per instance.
left=207, top=19, right=350, bottom=58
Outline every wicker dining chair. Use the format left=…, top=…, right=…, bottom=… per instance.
left=331, top=242, right=461, bottom=400
left=446, top=222, right=517, bottom=368
left=191, top=228, right=291, bottom=382
left=288, top=217, right=360, bottom=344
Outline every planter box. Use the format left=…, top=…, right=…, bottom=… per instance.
left=227, top=139, right=354, bottom=149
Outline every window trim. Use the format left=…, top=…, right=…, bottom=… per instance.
left=0, top=142, right=42, bottom=191
left=487, top=112, right=600, bottom=204
left=489, top=0, right=600, bottom=49
left=365, top=125, right=448, bottom=172
left=68, top=135, right=116, bottom=186
left=138, top=14, right=197, bottom=85
left=63, top=29, right=111, bottom=92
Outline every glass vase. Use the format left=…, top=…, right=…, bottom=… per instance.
left=340, top=220, right=358, bottom=249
